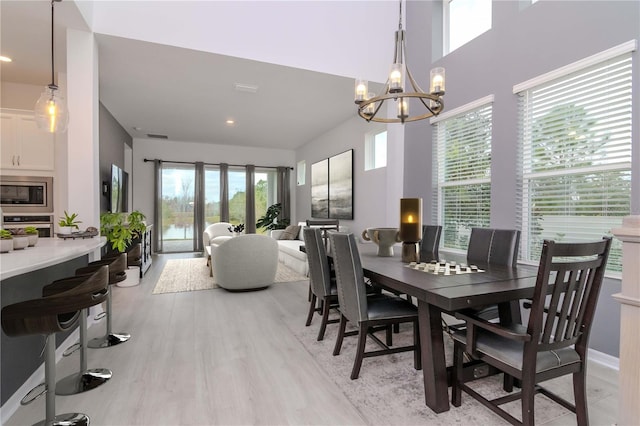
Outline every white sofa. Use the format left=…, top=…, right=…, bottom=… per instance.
left=270, top=222, right=308, bottom=276
left=212, top=234, right=279, bottom=291
left=270, top=221, right=349, bottom=276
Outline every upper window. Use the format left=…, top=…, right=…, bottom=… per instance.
left=433, top=100, right=493, bottom=251
left=365, top=130, right=387, bottom=171
left=444, top=0, right=492, bottom=55
left=297, top=160, right=306, bottom=185
left=517, top=52, right=633, bottom=273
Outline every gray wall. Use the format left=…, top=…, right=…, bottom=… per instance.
left=99, top=102, right=132, bottom=212
left=400, top=0, right=639, bottom=358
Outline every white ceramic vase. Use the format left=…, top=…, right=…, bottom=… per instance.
left=12, top=236, right=29, bottom=250
left=361, top=227, right=401, bottom=257
left=0, top=239, right=13, bottom=253
left=58, top=226, right=74, bottom=235
left=27, top=234, right=39, bottom=246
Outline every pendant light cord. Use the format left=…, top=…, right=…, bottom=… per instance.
left=398, top=0, right=403, bottom=30
left=50, top=0, right=56, bottom=88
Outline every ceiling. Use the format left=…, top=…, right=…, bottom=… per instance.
left=0, top=1, right=378, bottom=151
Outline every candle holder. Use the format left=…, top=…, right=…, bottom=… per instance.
left=400, top=198, right=422, bottom=263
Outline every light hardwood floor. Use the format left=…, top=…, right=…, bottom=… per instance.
left=5, top=253, right=619, bottom=425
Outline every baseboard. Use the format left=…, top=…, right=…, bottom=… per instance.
left=0, top=310, right=104, bottom=424
left=588, top=348, right=620, bottom=387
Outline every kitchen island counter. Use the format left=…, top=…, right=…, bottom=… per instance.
left=0, top=236, right=106, bottom=281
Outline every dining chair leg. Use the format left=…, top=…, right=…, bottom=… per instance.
left=521, top=377, right=535, bottom=426
left=317, top=296, right=331, bottom=341
left=393, top=323, right=400, bottom=333
left=305, top=293, right=317, bottom=327
left=333, top=315, right=348, bottom=356
left=413, top=319, right=421, bottom=370
left=573, top=370, right=589, bottom=426
left=350, top=323, right=369, bottom=380
left=451, top=341, right=463, bottom=407
left=386, top=325, right=393, bottom=346
left=503, top=373, right=514, bottom=392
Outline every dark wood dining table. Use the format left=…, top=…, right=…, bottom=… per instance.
left=356, top=243, right=539, bottom=413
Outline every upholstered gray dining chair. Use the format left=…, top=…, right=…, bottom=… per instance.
left=451, top=237, right=612, bottom=426
left=419, top=224, right=442, bottom=263
left=330, top=232, right=421, bottom=380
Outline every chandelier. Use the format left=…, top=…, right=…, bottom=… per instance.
left=34, top=0, right=69, bottom=133
left=354, top=0, right=445, bottom=124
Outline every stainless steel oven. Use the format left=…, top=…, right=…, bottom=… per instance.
left=0, top=175, right=53, bottom=213
left=2, top=214, right=54, bottom=237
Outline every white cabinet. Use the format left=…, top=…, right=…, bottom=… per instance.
left=1, top=110, right=54, bottom=171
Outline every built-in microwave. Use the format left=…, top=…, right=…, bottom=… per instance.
left=0, top=175, right=53, bottom=213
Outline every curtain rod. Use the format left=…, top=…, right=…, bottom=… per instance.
left=143, top=158, right=293, bottom=170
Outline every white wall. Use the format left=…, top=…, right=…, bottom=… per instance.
left=296, top=116, right=402, bottom=239
left=132, top=139, right=296, bottom=227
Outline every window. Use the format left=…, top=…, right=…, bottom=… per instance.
left=433, top=100, right=493, bottom=251
left=517, top=52, right=632, bottom=273
left=365, top=130, right=387, bottom=171
left=204, top=166, right=220, bottom=227
left=297, top=160, right=306, bottom=185
left=444, top=0, right=492, bottom=55
left=254, top=168, right=278, bottom=234
left=228, top=168, right=246, bottom=225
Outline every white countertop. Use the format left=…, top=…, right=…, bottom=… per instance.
left=0, top=236, right=107, bottom=281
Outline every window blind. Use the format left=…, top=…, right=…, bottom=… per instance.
left=434, top=103, right=492, bottom=251
left=518, top=54, right=632, bottom=272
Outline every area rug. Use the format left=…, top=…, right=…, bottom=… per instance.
left=152, top=258, right=307, bottom=294
left=292, top=317, right=612, bottom=425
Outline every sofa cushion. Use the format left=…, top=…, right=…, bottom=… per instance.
left=277, top=240, right=307, bottom=261
left=278, top=225, right=301, bottom=240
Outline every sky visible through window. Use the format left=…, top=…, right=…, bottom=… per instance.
left=449, top=0, right=492, bottom=53
left=162, top=168, right=260, bottom=199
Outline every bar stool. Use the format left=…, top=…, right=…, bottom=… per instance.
left=0, top=267, right=108, bottom=426
left=76, top=253, right=131, bottom=348
left=42, top=267, right=112, bottom=395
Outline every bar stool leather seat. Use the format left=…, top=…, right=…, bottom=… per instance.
left=1, top=266, right=109, bottom=426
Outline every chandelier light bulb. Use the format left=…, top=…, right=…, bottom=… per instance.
left=35, top=85, right=68, bottom=134
left=430, top=67, right=446, bottom=95
left=397, top=98, right=409, bottom=120
left=354, top=79, right=368, bottom=103
left=389, top=63, right=404, bottom=93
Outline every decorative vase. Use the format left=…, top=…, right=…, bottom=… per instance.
left=361, top=227, right=401, bottom=257
left=12, top=236, right=29, bottom=250
left=0, top=239, right=13, bottom=253
left=27, top=234, right=39, bottom=247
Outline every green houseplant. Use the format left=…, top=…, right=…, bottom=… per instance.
left=101, top=210, right=147, bottom=253
left=58, top=211, right=81, bottom=234
left=256, top=203, right=290, bottom=232
left=0, top=229, right=13, bottom=253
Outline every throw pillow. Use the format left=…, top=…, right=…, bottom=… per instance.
left=278, top=225, right=301, bottom=240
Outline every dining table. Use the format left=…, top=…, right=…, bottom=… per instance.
left=355, top=243, right=539, bottom=413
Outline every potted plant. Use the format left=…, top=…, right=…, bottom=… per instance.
left=24, top=226, right=39, bottom=247
left=0, top=229, right=13, bottom=253
left=256, top=203, right=290, bottom=232
left=227, top=223, right=245, bottom=237
left=8, top=228, right=29, bottom=250
left=58, top=211, right=81, bottom=234
left=101, top=210, right=147, bottom=253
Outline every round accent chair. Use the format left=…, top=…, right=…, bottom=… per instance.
left=211, top=234, right=279, bottom=291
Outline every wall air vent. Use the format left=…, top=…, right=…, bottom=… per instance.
left=147, top=133, right=168, bottom=139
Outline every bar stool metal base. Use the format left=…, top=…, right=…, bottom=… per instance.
left=33, top=412, right=90, bottom=426
left=88, top=332, right=130, bottom=348
left=55, top=368, right=112, bottom=395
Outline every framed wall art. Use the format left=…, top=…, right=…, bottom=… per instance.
left=311, top=159, right=329, bottom=218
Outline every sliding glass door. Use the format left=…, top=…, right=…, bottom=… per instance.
left=160, top=165, right=195, bottom=252
left=255, top=169, right=278, bottom=234
left=204, top=166, right=221, bottom=227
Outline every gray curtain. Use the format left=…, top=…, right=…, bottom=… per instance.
left=220, top=163, right=229, bottom=222
left=245, top=164, right=256, bottom=234
left=277, top=166, right=291, bottom=224
left=193, top=161, right=205, bottom=251
left=153, top=159, right=163, bottom=253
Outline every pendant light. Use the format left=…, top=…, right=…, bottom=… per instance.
left=354, top=0, right=445, bottom=124
left=34, top=0, right=69, bottom=134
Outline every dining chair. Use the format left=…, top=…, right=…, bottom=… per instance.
left=419, top=224, right=442, bottom=263
left=330, top=232, right=421, bottom=380
left=450, top=237, right=612, bottom=426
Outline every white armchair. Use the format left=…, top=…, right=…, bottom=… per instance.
left=212, top=234, right=279, bottom=291
left=203, top=222, right=233, bottom=266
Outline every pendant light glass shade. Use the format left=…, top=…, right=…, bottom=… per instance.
left=35, top=85, right=68, bottom=133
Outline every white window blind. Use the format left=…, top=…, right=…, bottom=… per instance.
left=434, top=102, right=492, bottom=251
left=518, top=54, right=632, bottom=272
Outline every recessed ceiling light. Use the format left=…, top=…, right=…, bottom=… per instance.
left=234, top=83, right=258, bottom=93
left=0, top=56, right=12, bottom=62
left=133, top=126, right=142, bottom=131
left=226, top=119, right=235, bottom=125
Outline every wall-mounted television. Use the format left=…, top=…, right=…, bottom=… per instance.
left=110, top=164, right=128, bottom=213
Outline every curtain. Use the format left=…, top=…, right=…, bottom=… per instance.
left=193, top=161, right=205, bottom=251
left=277, top=166, right=291, bottom=224
left=220, top=163, right=229, bottom=222
left=153, top=159, right=163, bottom=253
left=245, top=164, right=256, bottom=234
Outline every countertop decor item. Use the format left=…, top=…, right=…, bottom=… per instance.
left=399, top=198, right=422, bottom=263
left=0, top=229, right=13, bottom=253
left=58, top=211, right=81, bottom=234
left=24, top=226, right=39, bottom=246
left=361, top=227, right=400, bottom=257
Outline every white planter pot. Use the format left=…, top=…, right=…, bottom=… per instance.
left=58, top=226, right=74, bottom=235
left=0, top=239, right=13, bottom=253
left=27, top=234, right=39, bottom=247
left=12, top=236, right=29, bottom=250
